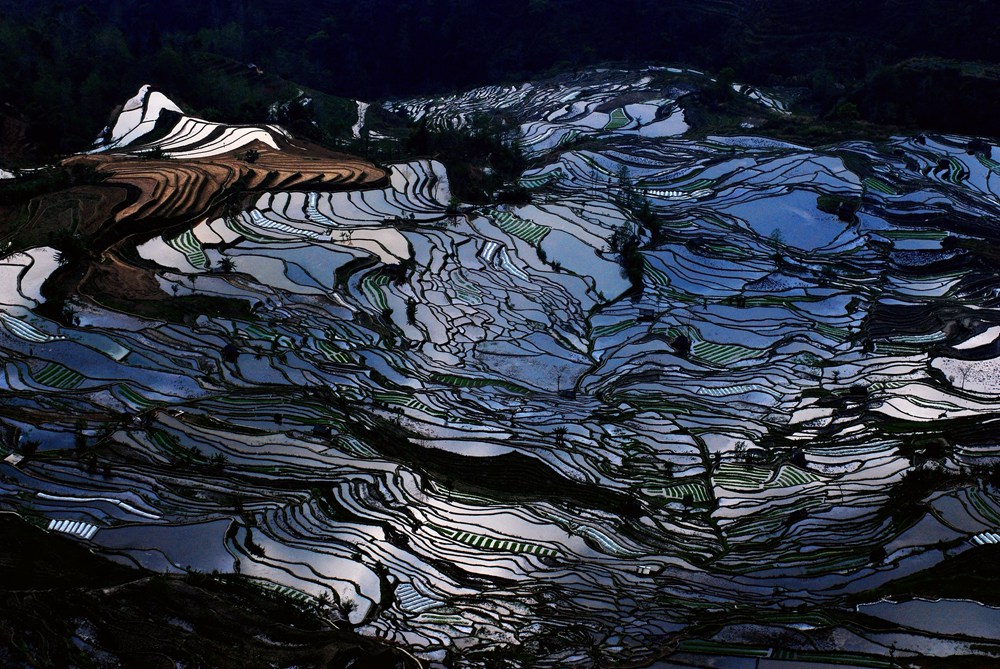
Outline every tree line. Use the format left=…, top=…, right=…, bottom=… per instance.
left=3, top=0, right=1000, bottom=161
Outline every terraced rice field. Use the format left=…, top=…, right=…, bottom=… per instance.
left=5, top=70, right=1000, bottom=667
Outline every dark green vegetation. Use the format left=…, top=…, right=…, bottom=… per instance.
left=354, top=413, right=647, bottom=520
left=0, top=161, right=106, bottom=202
left=866, top=543, right=1000, bottom=607
left=0, top=513, right=417, bottom=669
left=3, top=0, right=1000, bottom=162
left=853, top=59, right=1000, bottom=139
left=89, top=292, right=256, bottom=324
left=816, top=193, right=862, bottom=221
left=405, top=113, right=526, bottom=203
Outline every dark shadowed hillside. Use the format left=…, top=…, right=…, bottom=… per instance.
left=2, top=0, right=1000, bottom=159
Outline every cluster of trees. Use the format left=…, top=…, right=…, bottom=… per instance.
left=851, top=60, right=1000, bottom=139
left=406, top=113, right=526, bottom=203
left=608, top=166, right=663, bottom=296
left=609, top=221, right=643, bottom=293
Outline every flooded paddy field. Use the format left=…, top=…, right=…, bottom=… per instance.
left=4, top=71, right=1000, bottom=667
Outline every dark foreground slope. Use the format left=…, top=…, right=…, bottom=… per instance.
left=0, top=513, right=417, bottom=669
